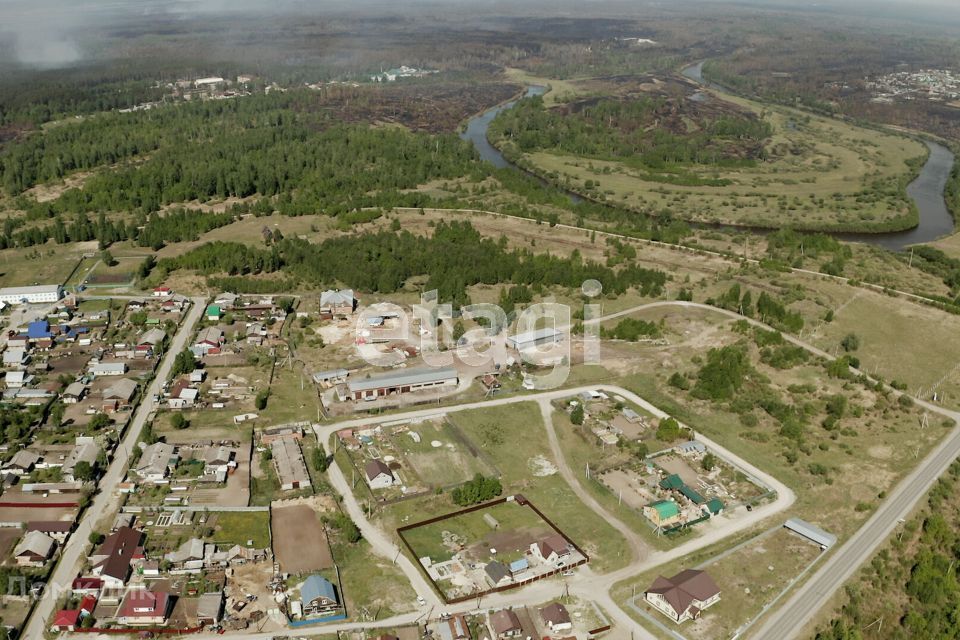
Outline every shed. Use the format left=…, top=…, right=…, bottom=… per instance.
left=659, top=474, right=684, bottom=491
left=784, top=518, right=837, bottom=549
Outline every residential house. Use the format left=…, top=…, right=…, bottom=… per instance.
left=192, top=326, right=224, bottom=357
left=14, top=530, right=56, bottom=567
left=319, top=289, right=356, bottom=318
left=5, top=371, right=30, bottom=389
left=364, top=459, right=397, bottom=490
left=540, top=603, right=573, bottom=633
left=201, top=445, right=236, bottom=481
left=62, top=381, right=87, bottom=404
left=436, top=614, right=471, bottom=640
left=117, top=589, right=171, bottom=626
left=489, top=610, right=523, bottom=639
left=530, top=534, right=573, bottom=565
left=71, top=577, right=103, bottom=595
left=90, top=526, right=143, bottom=588
left=153, top=287, right=172, bottom=297
left=300, top=575, right=340, bottom=616
left=62, top=441, right=100, bottom=482
left=2, top=348, right=28, bottom=368
left=102, top=378, right=138, bottom=412
left=168, top=386, right=198, bottom=409
left=643, top=500, right=682, bottom=529
left=135, top=442, right=179, bottom=482
left=3, top=449, right=40, bottom=475
left=484, top=561, right=512, bottom=587
left=26, top=521, right=73, bottom=543
left=245, top=323, right=266, bottom=345
left=205, top=304, right=223, bottom=321
left=645, top=569, right=721, bottom=624
left=50, top=609, right=81, bottom=632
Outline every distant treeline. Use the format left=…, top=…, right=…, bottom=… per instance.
left=153, top=220, right=668, bottom=306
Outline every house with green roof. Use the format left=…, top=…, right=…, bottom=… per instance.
left=659, top=474, right=684, bottom=491
left=643, top=499, right=681, bottom=528
left=706, top=498, right=724, bottom=516
left=206, top=304, right=222, bottom=321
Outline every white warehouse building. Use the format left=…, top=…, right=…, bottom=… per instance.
left=0, top=285, right=64, bottom=306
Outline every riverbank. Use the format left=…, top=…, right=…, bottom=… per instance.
left=462, top=64, right=955, bottom=250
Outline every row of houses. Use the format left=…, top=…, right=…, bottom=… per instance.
left=3, top=438, right=102, bottom=482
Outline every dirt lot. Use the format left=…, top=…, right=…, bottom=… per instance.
left=0, top=487, right=79, bottom=523
left=271, top=503, right=334, bottom=574
left=0, top=528, right=22, bottom=563
left=599, top=468, right=659, bottom=511
left=656, top=454, right=701, bottom=487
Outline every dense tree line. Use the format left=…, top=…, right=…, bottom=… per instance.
left=601, top=317, right=661, bottom=340
left=154, top=221, right=668, bottom=306
left=489, top=95, right=771, bottom=172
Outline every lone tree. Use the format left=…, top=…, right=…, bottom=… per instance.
left=570, top=403, right=585, bottom=425
left=170, top=413, right=189, bottom=430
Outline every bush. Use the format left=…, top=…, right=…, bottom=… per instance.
left=88, top=532, right=104, bottom=545
left=840, top=333, right=860, bottom=352
left=656, top=417, right=682, bottom=442
left=170, top=413, right=188, bottom=430
left=668, top=372, right=690, bottom=390
left=451, top=474, right=503, bottom=507
left=255, top=390, right=269, bottom=410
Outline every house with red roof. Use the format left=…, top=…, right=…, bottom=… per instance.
left=51, top=609, right=80, bottom=632
left=117, top=589, right=171, bottom=626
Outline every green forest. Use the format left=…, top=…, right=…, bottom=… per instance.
left=488, top=95, right=772, bottom=172
left=815, top=460, right=960, bottom=640
left=152, top=220, right=668, bottom=307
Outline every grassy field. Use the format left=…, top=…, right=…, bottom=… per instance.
left=499, top=78, right=925, bottom=231
left=0, top=241, right=93, bottom=288
left=209, top=511, right=271, bottom=548
left=613, top=311, right=950, bottom=543
left=503, top=68, right=589, bottom=107
left=392, top=419, right=495, bottom=488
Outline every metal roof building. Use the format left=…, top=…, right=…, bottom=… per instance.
left=784, top=518, right=837, bottom=549
left=0, top=284, right=63, bottom=305
left=506, top=327, right=564, bottom=351
left=343, top=367, right=458, bottom=401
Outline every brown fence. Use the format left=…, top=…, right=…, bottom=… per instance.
left=396, top=495, right=590, bottom=605
left=0, top=502, right=78, bottom=508
left=74, top=624, right=205, bottom=634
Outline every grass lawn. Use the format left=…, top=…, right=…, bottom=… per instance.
left=155, top=410, right=254, bottom=443
left=209, top=511, right=271, bottom=548
left=261, top=368, right=320, bottom=425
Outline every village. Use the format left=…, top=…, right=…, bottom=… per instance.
left=866, top=68, right=960, bottom=105
left=0, top=279, right=832, bottom=640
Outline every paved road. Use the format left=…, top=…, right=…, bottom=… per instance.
left=20, top=296, right=205, bottom=640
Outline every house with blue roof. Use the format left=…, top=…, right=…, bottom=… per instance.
left=27, top=320, right=52, bottom=340
left=300, top=575, right=339, bottom=616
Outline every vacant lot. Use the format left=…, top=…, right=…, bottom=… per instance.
left=0, top=528, right=22, bottom=564
left=271, top=504, right=333, bottom=574
left=402, top=500, right=555, bottom=565
left=390, top=419, right=496, bottom=489
left=208, top=511, right=271, bottom=549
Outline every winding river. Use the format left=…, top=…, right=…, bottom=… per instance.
left=462, top=65, right=956, bottom=251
